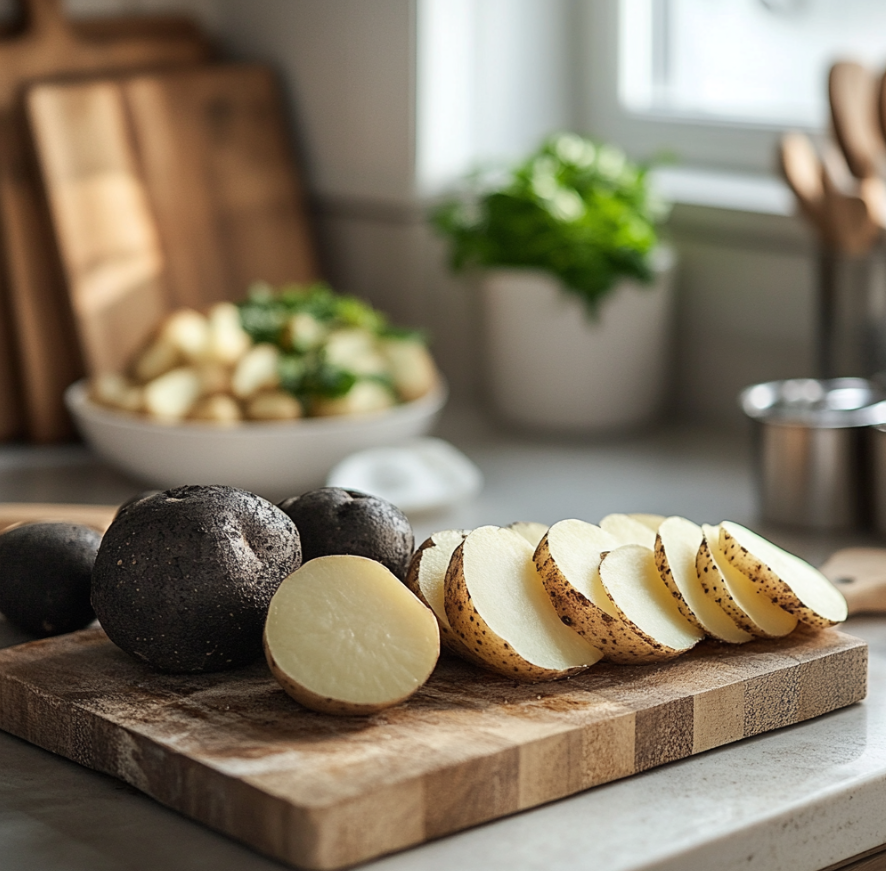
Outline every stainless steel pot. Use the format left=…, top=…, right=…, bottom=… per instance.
left=741, top=378, right=886, bottom=530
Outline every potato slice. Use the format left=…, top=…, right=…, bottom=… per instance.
left=143, top=367, right=202, bottom=420
left=599, top=513, right=657, bottom=548
left=507, top=521, right=549, bottom=547
left=719, top=521, right=848, bottom=628
left=445, top=525, right=602, bottom=681
left=654, top=516, right=752, bottom=644
left=698, top=525, right=798, bottom=638
left=264, top=555, right=440, bottom=716
left=535, top=519, right=659, bottom=663
left=232, top=343, right=280, bottom=399
left=599, top=544, right=704, bottom=660
left=629, top=513, right=666, bottom=532
left=405, top=529, right=476, bottom=658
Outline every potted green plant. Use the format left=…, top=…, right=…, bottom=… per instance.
left=431, top=132, right=673, bottom=432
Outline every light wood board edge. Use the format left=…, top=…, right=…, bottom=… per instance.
left=0, top=631, right=867, bottom=870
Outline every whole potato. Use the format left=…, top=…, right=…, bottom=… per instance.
left=92, top=485, right=301, bottom=673
left=0, top=522, right=101, bottom=637
left=278, top=487, right=413, bottom=580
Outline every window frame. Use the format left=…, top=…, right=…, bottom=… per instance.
left=577, top=0, right=820, bottom=176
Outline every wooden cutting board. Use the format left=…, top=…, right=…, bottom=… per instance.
left=0, top=625, right=866, bottom=871
left=27, top=64, right=319, bottom=377
left=0, top=0, right=211, bottom=442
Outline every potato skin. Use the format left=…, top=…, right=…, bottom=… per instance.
left=278, top=488, right=413, bottom=581
left=443, top=541, right=587, bottom=682
left=534, top=535, right=659, bottom=664
left=653, top=532, right=703, bottom=628
left=264, top=637, right=418, bottom=716
left=92, top=485, right=302, bottom=673
left=0, top=522, right=100, bottom=637
left=719, top=526, right=841, bottom=628
left=695, top=537, right=774, bottom=637
left=597, top=549, right=699, bottom=663
left=404, top=532, right=478, bottom=661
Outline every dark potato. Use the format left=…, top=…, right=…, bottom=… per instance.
left=0, top=522, right=101, bottom=637
left=92, top=485, right=301, bottom=673
left=278, top=488, right=414, bottom=580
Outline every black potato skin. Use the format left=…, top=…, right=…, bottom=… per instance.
left=0, top=522, right=101, bottom=637
left=92, top=485, right=301, bottom=674
left=278, top=488, right=414, bottom=580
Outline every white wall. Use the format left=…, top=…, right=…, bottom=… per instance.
left=60, top=0, right=822, bottom=426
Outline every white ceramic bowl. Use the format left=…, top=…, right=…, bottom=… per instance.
left=65, top=379, right=447, bottom=502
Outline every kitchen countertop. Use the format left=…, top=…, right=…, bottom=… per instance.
left=1, top=406, right=884, bottom=871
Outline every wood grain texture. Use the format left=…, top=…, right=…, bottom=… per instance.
left=0, top=0, right=210, bottom=442
left=27, top=63, right=319, bottom=378
left=0, top=625, right=867, bottom=871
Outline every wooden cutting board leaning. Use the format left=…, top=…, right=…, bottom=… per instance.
left=26, top=64, right=319, bottom=376
left=0, top=0, right=212, bottom=442
left=0, top=503, right=871, bottom=870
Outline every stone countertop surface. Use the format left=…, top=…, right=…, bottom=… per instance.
left=0, top=406, right=883, bottom=871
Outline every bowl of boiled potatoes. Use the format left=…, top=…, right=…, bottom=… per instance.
left=66, top=282, right=446, bottom=500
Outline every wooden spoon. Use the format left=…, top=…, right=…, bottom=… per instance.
left=779, top=132, right=882, bottom=254
left=829, top=60, right=885, bottom=180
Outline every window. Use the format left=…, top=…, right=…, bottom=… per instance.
left=583, top=0, right=886, bottom=177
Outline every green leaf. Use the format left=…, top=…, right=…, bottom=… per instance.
left=429, top=132, right=669, bottom=308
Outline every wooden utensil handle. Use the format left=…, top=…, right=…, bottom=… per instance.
left=0, top=502, right=116, bottom=534
left=16, top=0, right=65, bottom=36
left=820, top=547, right=886, bottom=615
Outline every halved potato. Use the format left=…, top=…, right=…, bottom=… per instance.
left=654, top=516, right=751, bottom=644
left=507, top=521, right=549, bottom=547
left=313, top=381, right=395, bottom=417
left=599, top=513, right=657, bottom=548
left=205, top=302, right=251, bottom=365
left=189, top=393, right=242, bottom=424
left=535, top=519, right=659, bottom=663
left=264, top=555, right=440, bottom=716
left=698, top=525, right=797, bottom=638
left=404, top=529, right=475, bottom=658
left=245, top=390, right=303, bottom=421
left=132, top=337, right=179, bottom=383
left=232, top=343, right=280, bottom=399
left=719, top=521, right=848, bottom=628
left=143, top=366, right=202, bottom=420
left=444, top=525, right=603, bottom=681
left=159, top=308, right=209, bottom=362
left=599, top=544, right=704, bottom=661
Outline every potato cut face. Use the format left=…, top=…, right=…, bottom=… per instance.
left=507, top=521, right=549, bottom=548
left=407, top=529, right=470, bottom=631
left=701, top=525, right=797, bottom=638
left=599, top=514, right=657, bottom=548
left=600, top=544, right=704, bottom=655
left=656, top=516, right=752, bottom=644
left=720, top=521, right=848, bottom=627
left=544, top=519, right=618, bottom=617
left=264, top=555, right=440, bottom=714
left=451, top=526, right=602, bottom=673
left=629, top=513, right=666, bottom=532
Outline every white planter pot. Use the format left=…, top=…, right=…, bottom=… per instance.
left=480, top=251, right=675, bottom=433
